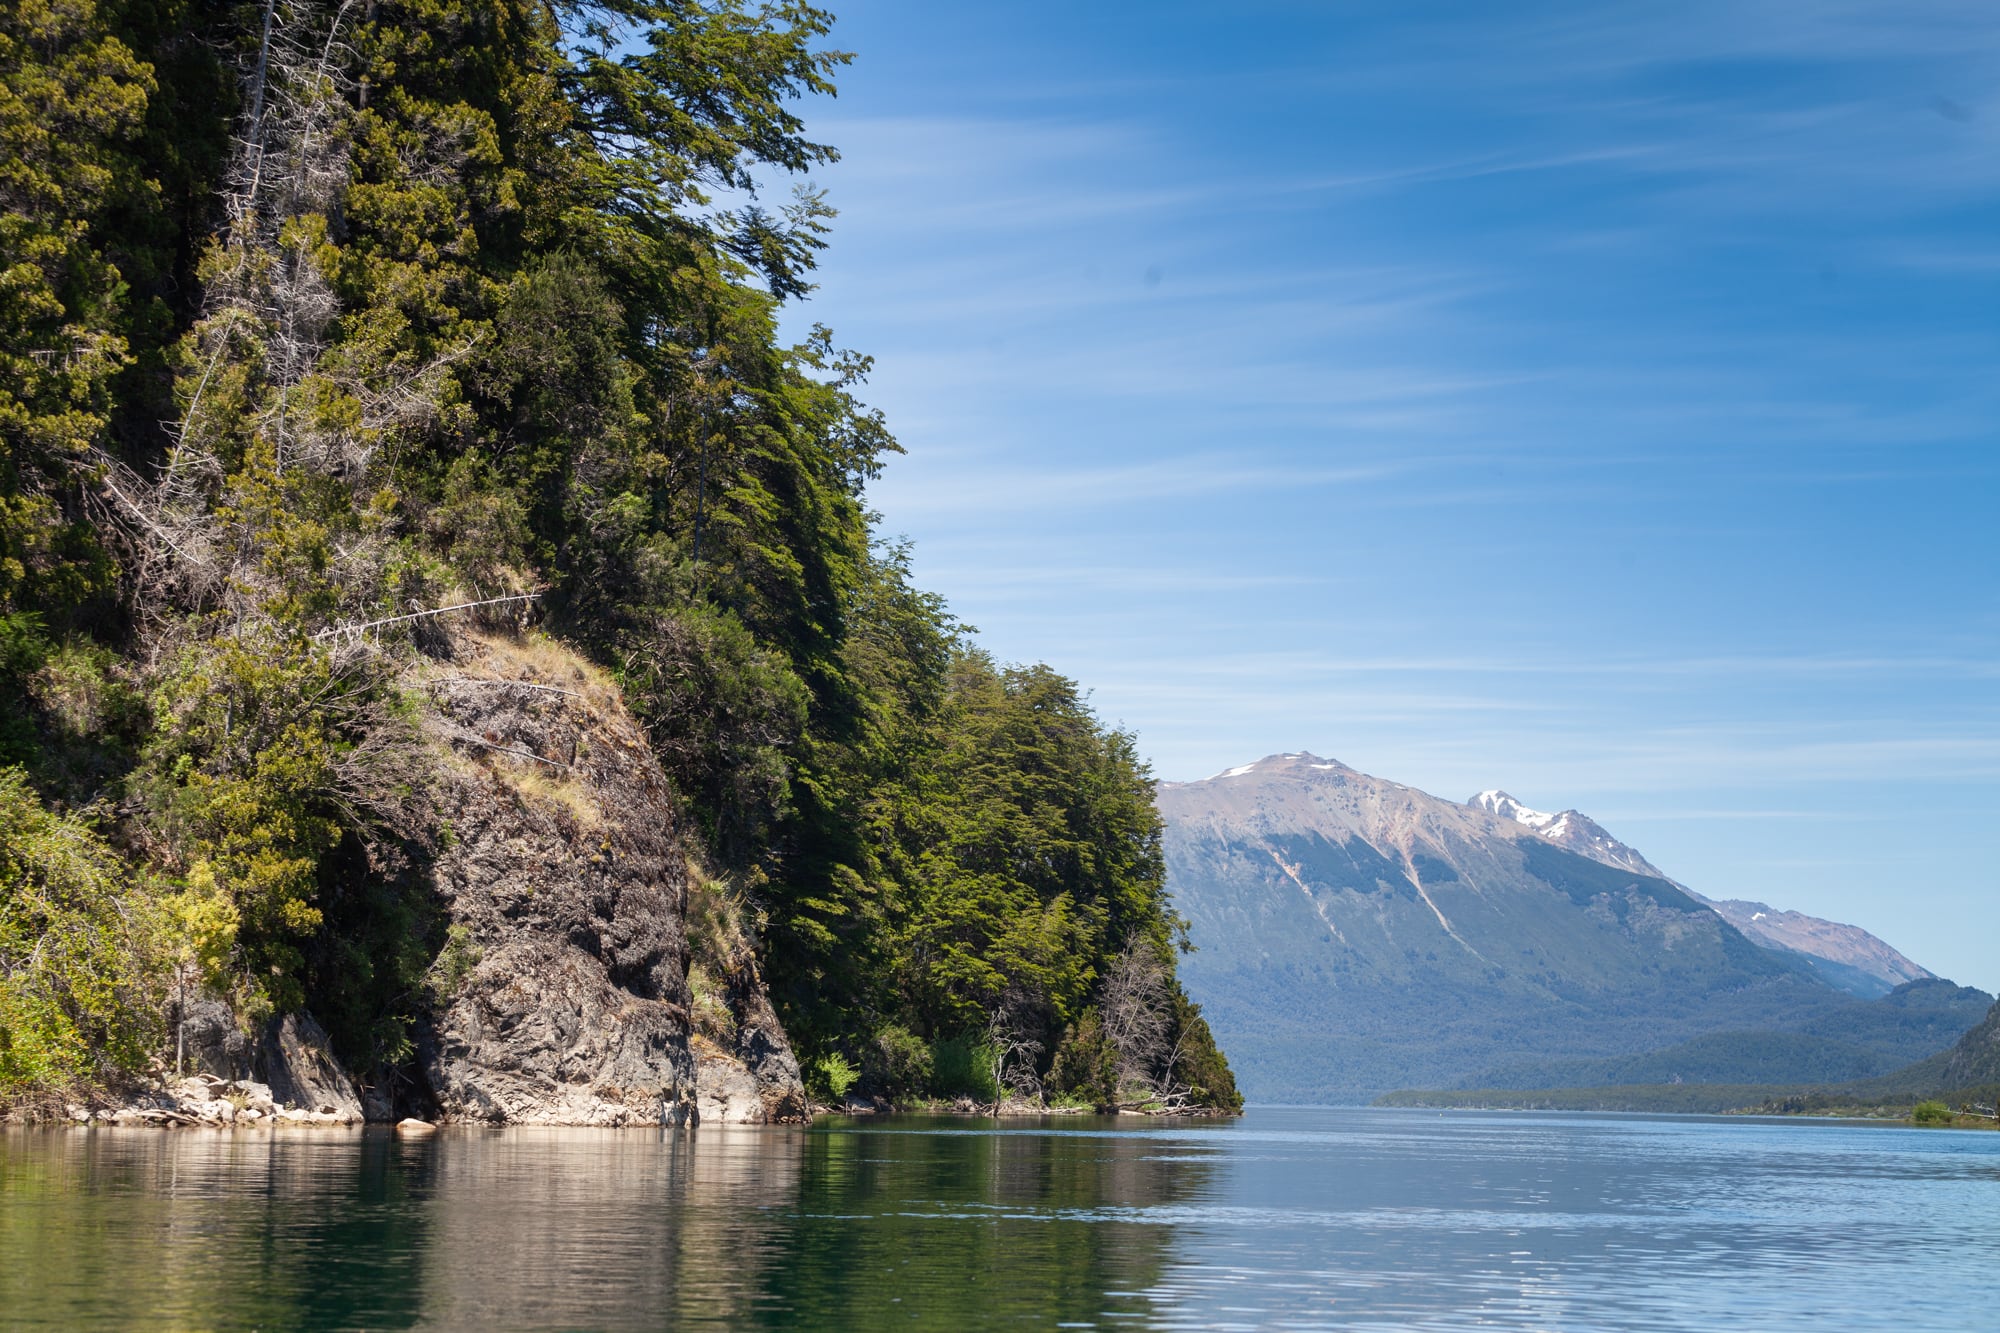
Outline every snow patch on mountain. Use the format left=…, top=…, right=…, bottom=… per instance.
left=1468, top=785, right=1934, bottom=995
left=1471, top=790, right=1665, bottom=878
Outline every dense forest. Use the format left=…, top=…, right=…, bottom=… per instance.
left=0, top=0, right=1236, bottom=1112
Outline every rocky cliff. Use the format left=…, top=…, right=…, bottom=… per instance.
left=409, top=632, right=805, bottom=1125
left=154, top=632, right=807, bottom=1128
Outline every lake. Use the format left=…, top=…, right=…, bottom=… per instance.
left=2, top=1107, right=1995, bottom=1329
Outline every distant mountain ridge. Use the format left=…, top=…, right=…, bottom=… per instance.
left=1471, top=790, right=1932, bottom=997
left=1159, top=753, right=1982, bottom=1102
left=1471, top=791, right=1669, bottom=878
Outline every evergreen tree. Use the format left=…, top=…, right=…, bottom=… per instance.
left=0, top=0, right=1238, bottom=1111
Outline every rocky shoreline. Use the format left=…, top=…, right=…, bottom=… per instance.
left=28, top=1088, right=1229, bottom=1129
left=59, top=1074, right=359, bottom=1128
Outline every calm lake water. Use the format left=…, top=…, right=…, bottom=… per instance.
left=3, top=1106, right=1995, bottom=1329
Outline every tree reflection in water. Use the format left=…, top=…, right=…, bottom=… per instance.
left=0, top=1115, right=1226, bottom=1328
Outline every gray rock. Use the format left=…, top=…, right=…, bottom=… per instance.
left=360, top=1081, right=397, bottom=1124
left=695, top=981, right=807, bottom=1124
left=167, top=1001, right=362, bottom=1122
left=414, top=642, right=701, bottom=1125
left=694, top=1041, right=763, bottom=1123
left=173, top=997, right=253, bottom=1080
left=256, top=1011, right=364, bottom=1122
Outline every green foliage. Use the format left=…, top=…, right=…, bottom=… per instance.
left=139, top=634, right=409, bottom=1018
left=861, top=1023, right=931, bottom=1100
left=929, top=1034, right=1000, bottom=1103
left=0, top=613, right=51, bottom=767
left=1167, top=989, right=1242, bottom=1113
left=1912, top=1099, right=1952, bottom=1127
left=874, top=652, right=1172, bottom=1043
left=1049, top=1009, right=1119, bottom=1111
left=808, top=1049, right=859, bottom=1101
left=425, top=454, right=534, bottom=602
left=0, top=0, right=150, bottom=624
left=0, top=766, right=168, bottom=1091
left=615, top=598, right=809, bottom=862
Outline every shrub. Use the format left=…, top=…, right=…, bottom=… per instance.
left=0, top=615, right=49, bottom=767
left=808, top=1050, right=860, bottom=1101
left=0, top=767, right=170, bottom=1093
left=863, top=1024, right=932, bottom=1101
left=1912, top=1100, right=1953, bottom=1127
left=930, top=1034, right=1000, bottom=1103
left=139, top=632, right=422, bottom=1020
left=687, top=962, right=738, bottom=1043
left=613, top=602, right=808, bottom=864
left=427, top=924, right=482, bottom=1001
left=1167, top=990, right=1243, bottom=1113
left=1050, top=1009, right=1120, bottom=1110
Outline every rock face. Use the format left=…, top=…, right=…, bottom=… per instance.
left=412, top=633, right=804, bottom=1125
left=692, top=976, right=808, bottom=1125
left=174, top=999, right=363, bottom=1120
left=150, top=632, right=807, bottom=1129
left=175, top=997, right=254, bottom=1078
left=260, top=1012, right=364, bottom=1120
left=723, top=985, right=807, bottom=1123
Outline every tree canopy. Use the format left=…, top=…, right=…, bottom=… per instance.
left=0, top=0, right=1236, bottom=1113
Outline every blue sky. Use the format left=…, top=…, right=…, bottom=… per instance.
left=773, top=0, right=1999, bottom=990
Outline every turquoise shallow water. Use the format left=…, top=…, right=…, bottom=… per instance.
left=3, top=1106, right=1996, bottom=1329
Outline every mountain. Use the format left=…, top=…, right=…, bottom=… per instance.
left=1379, top=980, right=2000, bottom=1115
left=1160, top=754, right=1978, bottom=1102
left=1474, top=791, right=1933, bottom=997
left=1471, top=791, right=1668, bottom=878
left=1460, top=978, right=1991, bottom=1090
left=1939, top=995, right=2000, bottom=1091
left=1693, top=899, right=1932, bottom=998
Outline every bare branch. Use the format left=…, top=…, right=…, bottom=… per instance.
left=311, top=593, right=543, bottom=643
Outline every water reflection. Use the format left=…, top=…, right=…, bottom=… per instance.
left=0, top=1115, right=1221, bottom=1329
left=750, top=1117, right=1218, bottom=1326
left=4, top=1110, right=1997, bottom=1330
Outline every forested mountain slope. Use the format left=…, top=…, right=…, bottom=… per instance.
left=0, top=0, right=1234, bottom=1118
left=1159, top=754, right=1972, bottom=1101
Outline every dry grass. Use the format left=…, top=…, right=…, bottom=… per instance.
left=686, top=863, right=758, bottom=975
left=687, top=962, right=738, bottom=1043
left=499, top=763, right=603, bottom=828
left=412, top=628, right=636, bottom=828
left=461, top=629, right=623, bottom=711
left=683, top=862, right=779, bottom=1049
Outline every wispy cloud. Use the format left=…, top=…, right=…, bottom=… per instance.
left=1148, top=649, right=2000, bottom=683
left=873, top=454, right=1408, bottom=515
left=807, top=0, right=2000, bottom=988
